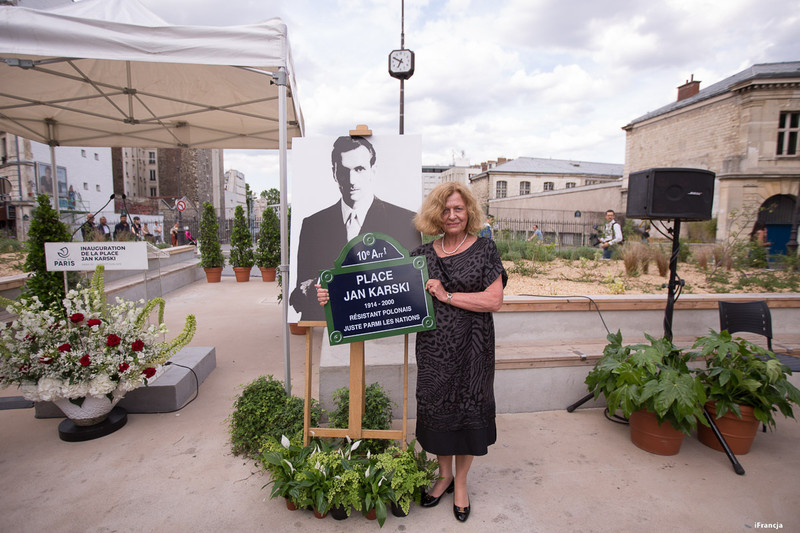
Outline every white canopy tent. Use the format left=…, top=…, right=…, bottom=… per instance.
left=0, top=0, right=304, bottom=391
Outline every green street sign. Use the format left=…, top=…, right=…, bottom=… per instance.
left=321, top=232, right=436, bottom=345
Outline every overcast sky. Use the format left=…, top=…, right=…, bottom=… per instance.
left=136, top=0, right=800, bottom=195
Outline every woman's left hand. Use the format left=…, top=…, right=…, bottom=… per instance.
left=425, top=278, right=446, bottom=302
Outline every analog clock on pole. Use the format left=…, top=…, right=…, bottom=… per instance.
left=388, top=49, right=415, bottom=80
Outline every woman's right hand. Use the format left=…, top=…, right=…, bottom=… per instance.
left=316, top=284, right=329, bottom=306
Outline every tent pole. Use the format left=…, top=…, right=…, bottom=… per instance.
left=276, top=67, right=291, bottom=396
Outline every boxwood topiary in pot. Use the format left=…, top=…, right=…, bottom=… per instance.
left=198, top=202, right=225, bottom=279
left=585, top=331, right=708, bottom=453
left=255, top=207, right=280, bottom=281
left=229, top=205, right=254, bottom=281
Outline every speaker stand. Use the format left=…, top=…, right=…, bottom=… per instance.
left=567, top=219, right=745, bottom=475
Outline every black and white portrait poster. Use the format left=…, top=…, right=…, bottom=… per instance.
left=289, top=134, right=422, bottom=323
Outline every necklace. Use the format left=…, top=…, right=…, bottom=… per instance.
left=440, top=233, right=469, bottom=255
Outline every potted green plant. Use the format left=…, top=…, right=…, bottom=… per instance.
left=21, top=194, right=76, bottom=313
left=692, top=330, right=800, bottom=454
left=260, top=435, right=314, bottom=511
left=198, top=202, right=224, bottom=282
left=359, top=461, right=395, bottom=526
left=374, top=442, right=436, bottom=517
left=326, top=439, right=365, bottom=520
left=255, top=207, right=280, bottom=282
left=229, top=205, right=255, bottom=282
left=585, top=331, right=708, bottom=455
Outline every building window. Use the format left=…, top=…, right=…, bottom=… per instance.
left=566, top=182, right=576, bottom=189
left=585, top=179, right=598, bottom=185
left=83, top=182, right=88, bottom=190
left=150, top=169, right=156, bottom=181
left=543, top=182, right=554, bottom=191
left=81, top=150, right=86, bottom=157
left=520, top=181, right=530, bottom=195
left=150, top=187, right=157, bottom=196
left=96, top=185, right=101, bottom=192
left=149, top=151, right=156, bottom=164
left=496, top=180, right=507, bottom=198
left=777, top=111, right=799, bottom=156
left=94, top=153, right=99, bottom=161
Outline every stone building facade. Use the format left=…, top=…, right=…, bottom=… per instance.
left=622, top=62, right=800, bottom=253
left=469, top=157, right=623, bottom=213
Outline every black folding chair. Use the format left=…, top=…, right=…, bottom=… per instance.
left=718, top=300, right=772, bottom=351
left=718, top=300, right=773, bottom=432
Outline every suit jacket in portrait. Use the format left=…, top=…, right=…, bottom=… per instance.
left=290, top=197, right=421, bottom=321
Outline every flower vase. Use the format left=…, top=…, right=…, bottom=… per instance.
left=54, top=395, right=122, bottom=426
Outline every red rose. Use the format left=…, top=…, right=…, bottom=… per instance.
left=24, top=334, right=34, bottom=341
left=87, top=318, right=102, bottom=327
left=39, top=356, right=53, bottom=364
left=58, top=343, right=71, bottom=352
left=19, top=363, right=30, bottom=373
left=106, top=334, right=121, bottom=347
left=70, top=313, right=84, bottom=323
left=79, top=354, right=91, bottom=366
left=118, top=362, right=130, bottom=373
left=131, top=339, right=145, bottom=352
left=142, top=367, right=156, bottom=378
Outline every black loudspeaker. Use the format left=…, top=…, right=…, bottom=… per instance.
left=626, top=168, right=715, bottom=221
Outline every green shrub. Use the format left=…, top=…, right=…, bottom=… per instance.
left=330, top=382, right=394, bottom=453
left=229, top=375, right=321, bottom=457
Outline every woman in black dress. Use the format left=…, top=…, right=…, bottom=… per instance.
left=316, top=182, right=505, bottom=522
left=411, top=182, right=506, bottom=522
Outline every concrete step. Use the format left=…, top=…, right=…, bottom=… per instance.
left=34, top=346, right=216, bottom=418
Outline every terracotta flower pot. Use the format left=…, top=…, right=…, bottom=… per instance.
left=203, top=266, right=223, bottom=283
left=697, top=402, right=760, bottom=455
left=233, top=266, right=251, bottom=282
left=628, top=409, right=685, bottom=455
left=285, top=498, right=298, bottom=511
left=313, top=509, right=328, bottom=519
left=289, top=323, right=307, bottom=336
left=364, top=508, right=377, bottom=520
left=258, top=266, right=277, bottom=282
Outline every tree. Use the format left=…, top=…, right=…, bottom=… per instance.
left=245, top=183, right=254, bottom=221
left=229, top=205, right=255, bottom=268
left=22, top=194, right=74, bottom=313
left=259, top=187, right=280, bottom=206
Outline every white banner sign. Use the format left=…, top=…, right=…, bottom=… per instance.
left=45, top=242, right=149, bottom=271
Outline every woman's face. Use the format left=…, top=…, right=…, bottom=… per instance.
left=441, top=191, right=468, bottom=236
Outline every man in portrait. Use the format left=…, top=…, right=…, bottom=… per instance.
left=290, top=135, right=421, bottom=321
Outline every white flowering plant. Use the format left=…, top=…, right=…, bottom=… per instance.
left=0, top=266, right=196, bottom=405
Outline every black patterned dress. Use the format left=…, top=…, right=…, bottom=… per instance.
left=411, top=237, right=508, bottom=456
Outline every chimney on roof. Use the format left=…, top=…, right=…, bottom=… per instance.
left=497, top=157, right=508, bottom=165
left=677, top=74, right=701, bottom=102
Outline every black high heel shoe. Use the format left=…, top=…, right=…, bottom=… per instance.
left=420, top=478, right=455, bottom=508
left=453, top=498, right=471, bottom=522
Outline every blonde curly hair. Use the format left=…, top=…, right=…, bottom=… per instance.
left=413, top=182, right=484, bottom=236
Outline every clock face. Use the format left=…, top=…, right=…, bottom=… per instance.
left=389, top=49, right=414, bottom=79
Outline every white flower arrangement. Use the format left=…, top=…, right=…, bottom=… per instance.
left=0, top=266, right=196, bottom=404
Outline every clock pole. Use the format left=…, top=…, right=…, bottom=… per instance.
left=399, top=0, right=405, bottom=135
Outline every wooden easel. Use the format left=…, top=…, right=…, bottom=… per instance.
left=301, top=320, right=408, bottom=449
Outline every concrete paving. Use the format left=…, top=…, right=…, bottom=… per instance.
left=1, top=278, right=798, bottom=532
